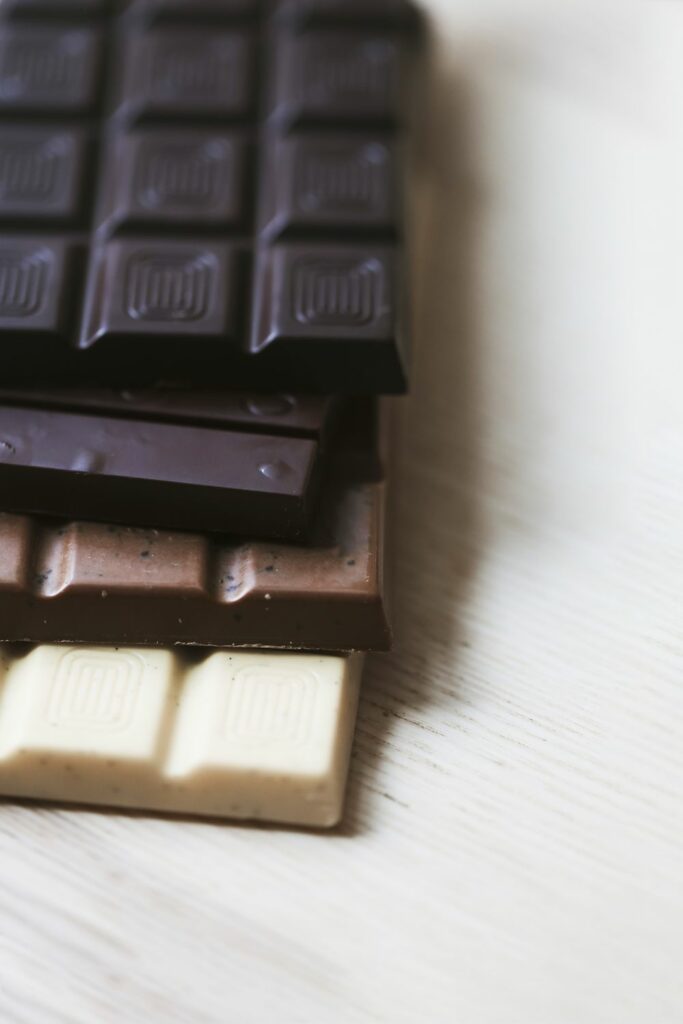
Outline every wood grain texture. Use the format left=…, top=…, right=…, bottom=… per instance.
left=0, top=2, right=680, bottom=1022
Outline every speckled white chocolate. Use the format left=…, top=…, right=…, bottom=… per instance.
left=0, top=646, right=363, bottom=827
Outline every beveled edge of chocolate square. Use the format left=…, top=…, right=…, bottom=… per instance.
left=79, top=237, right=240, bottom=350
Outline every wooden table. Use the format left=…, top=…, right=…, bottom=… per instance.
left=0, top=3, right=680, bottom=1021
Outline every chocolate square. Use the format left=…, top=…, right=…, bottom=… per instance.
left=81, top=239, right=239, bottom=350
left=0, top=128, right=88, bottom=225
left=260, top=134, right=397, bottom=240
left=115, top=29, right=253, bottom=124
left=0, top=237, right=73, bottom=338
left=0, top=28, right=101, bottom=115
left=253, top=244, right=396, bottom=351
left=270, top=31, right=403, bottom=129
left=97, top=131, right=247, bottom=236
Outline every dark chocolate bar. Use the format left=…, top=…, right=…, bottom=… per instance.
left=0, top=1, right=421, bottom=390
left=0, top=387, right=331, bottom=432
left=0, top=399, right=390, bottom=652
left=0, top=390, right=335, bottom=537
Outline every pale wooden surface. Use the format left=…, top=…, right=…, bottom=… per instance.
left=0, top=3, right=681, bottom=1022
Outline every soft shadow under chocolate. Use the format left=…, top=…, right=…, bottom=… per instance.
left=338, top=54, right=484, bottom=836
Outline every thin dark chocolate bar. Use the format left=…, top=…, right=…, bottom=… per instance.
left=0, top=391, right=336, bottom=537
left=0, top=0, right=421, bottom=390
left=0, top=399, right=390, bottom=652
left=0, top=388, right=332, bottom=433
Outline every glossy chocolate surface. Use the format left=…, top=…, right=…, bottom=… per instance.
left=0, top=389, right=337, bottom=537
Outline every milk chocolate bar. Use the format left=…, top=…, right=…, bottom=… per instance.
left=0, top=400, right=390, bottom=651
left=0, top=644, right=363, bottom=827
left=0, top=390, right=336, bottom=538
left=0, top=1, right=421, bottom=390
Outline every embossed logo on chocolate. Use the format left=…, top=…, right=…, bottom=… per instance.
left=304, top=39, right=393, bottom=108
left=0, top=138, right=66, bottom=201
left=0, top=247, right=49, bottom=317
left=0, top=33, right=87, bottom=99
left=296, top=143, right=387, bottom=214
left=148, top=39, right=236, bottom=102
left=292, top=256, right=380, bottom=327
left=45, top=649, right=143, bottom=732
left=221, top=667, right=318, bottom=744
left=134, top=140, right=226, bottom=210
left=125, top=251, right=214, bottom=322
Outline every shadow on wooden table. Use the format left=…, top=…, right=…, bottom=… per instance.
left=337, top=56, right=484, bottom=835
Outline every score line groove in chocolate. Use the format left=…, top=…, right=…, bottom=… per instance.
left=0, top=0, right=422, bottom=390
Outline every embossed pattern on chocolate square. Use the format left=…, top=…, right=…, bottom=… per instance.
left=0, top=127, right=87, bottom=223
left=45, top=648, right=145, bottom=732
left=254, top=245, right=395, bottom=349
left=293, top=257, right=379, bottom=327
left=219, top=666, right=319, bottom=744
left=260, top=135, right=396, bottom=239
left=270, top=31, right=403, bottom=128
left=97, top=131, right=246, bottom=235
left=82, top=240, right=236, bottom=345
left=0, top=27, right=101, bottom=113
left=116, top=29, right=253, bottom=123
left=0, top=645, right=174, bottom=762
left=0, top=248, right=48, bottom=318
left=126, top=253, right=213, bottom=323
left=0, top=237, right=71, bottom=334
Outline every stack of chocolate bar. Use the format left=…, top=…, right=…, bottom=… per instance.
left=0, top=0, right=422, bottom=826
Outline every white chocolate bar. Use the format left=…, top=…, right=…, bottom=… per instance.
left=0, top=646, right=363, bottom=827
